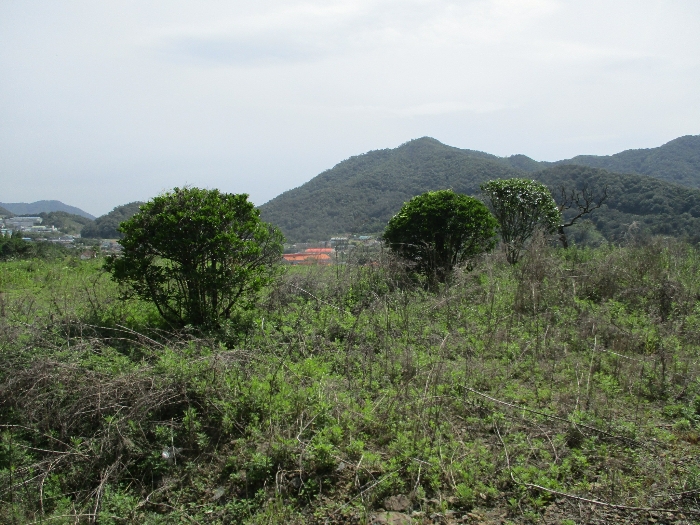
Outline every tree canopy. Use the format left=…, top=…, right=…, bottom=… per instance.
left=481, top=178, right=560, bottom=264
left=105, top=188, right=284, bottom=328
left=383, top=189, right=497, bottom=282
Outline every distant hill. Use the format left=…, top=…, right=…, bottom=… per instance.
left=0, top=206, right=13, bottom=217
left=38, top=211, right=93, bottom=235
left=260, top=138, right=522, bottom=242
left=550, top=135, right=700, bottom=188
left=260, top=137, right=700, bottom=243
left=536, top=165, right=700, bottom=241
left=0, top=200, right=95, bottom=220
left=81, top=202, right=144, bottom=239
left=469, top=135, right=700, bottom=187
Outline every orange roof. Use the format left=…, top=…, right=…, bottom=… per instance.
left=303, top=248, right=333, bottom=254
left=283, top=253, right=331, bottom=264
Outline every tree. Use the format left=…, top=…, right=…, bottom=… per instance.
left=383, top=189, right=497, bottom=282
left=555, top=184, right=608, bottom=248
left=105, top=188, right=284, bottom=328
left=480, top=179, right=561, bottom=264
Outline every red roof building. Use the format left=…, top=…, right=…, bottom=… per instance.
left=282, top=253, right=332, bottom=265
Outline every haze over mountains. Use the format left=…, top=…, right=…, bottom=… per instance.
left=259, top=135, right=700, bottom=242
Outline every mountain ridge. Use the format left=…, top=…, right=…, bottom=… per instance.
left=0, top=200, right=95, bottom=220
left=259, top=136, right=700, bottom=242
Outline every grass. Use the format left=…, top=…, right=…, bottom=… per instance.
left=1, top=238, right=700, bottom=523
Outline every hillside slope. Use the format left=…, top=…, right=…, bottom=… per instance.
left=80, top=202, right=144, bottom=239
left=456, top=135, right=700, bottom=186
left=536, top=165, right=700, bottom=241
left=260, top=138, right=700, bottom=243
left=260, top=138, right=522, bottom=242
left=551, top=135, right=700, bottom=188
left=0, top=200, right=95, bottom=220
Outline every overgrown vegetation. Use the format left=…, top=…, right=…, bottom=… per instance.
left=0, top=233, right=70, bottom=260
left=2, top=237, right=700, bottom=524
left=481, top=179, right=560, bottom=264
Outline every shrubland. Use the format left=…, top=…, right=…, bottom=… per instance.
left=1, top=237, right=700, bottom=524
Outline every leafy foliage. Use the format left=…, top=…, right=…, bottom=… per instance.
left=481, top=178, right=560, bottom=263
left=0, top=232, right=68, bottom=260
left=105, top=188, right=284, bottom=328
left=383, top=189, right=497, bottom=282
left=3, top=239, right=700, bottom=523
left=81, top=201, right=144, bottom=239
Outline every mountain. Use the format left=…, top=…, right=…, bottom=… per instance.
left=260, top=138, right=522, bottom=242
left=0, top=200, right=95, bottom=220
left=468, top=135, right=700, bottom=186
left=550, top=135, right=700, bottom=188
left=38, top=211, right=93, bottom=235
left=536, top=165, right=700, bottom=242
left=0, top=206, right=13, bottom=217
left=260, top=137, right=700, bottom=243
left=80, top=202, right=144, bottom=239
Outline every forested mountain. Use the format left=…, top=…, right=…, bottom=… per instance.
left=550, top=135, right=700, bottom=188
left=80, top=202, right=143, bottom=239
left=0, top=206, right=13, bottom=217
left=38, top=211, right=93, bottom=235
left=0, top=200, right=95, bottom=219
left=476, top=135, right=700, bottom=187
left=260, top=137, right=700, bottom=243
left=260, top=138, right=522, bottom=241
left=537, top=165, right=700, bottom=242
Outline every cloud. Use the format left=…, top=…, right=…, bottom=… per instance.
left=164, top=35, right=325, bottom=65
left=154, top=0, right=560, bottom=67
left=0, top=0, right=699, bottom=214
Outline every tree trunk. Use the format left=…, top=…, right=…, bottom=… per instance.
left=558, top=225, right=569, bottom=249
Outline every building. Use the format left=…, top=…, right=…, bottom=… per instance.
left=5, top=217, right=43, bottom=231
left=302, top=248, right=333, bottom=254
left=282, top=252, right=332, bottom=265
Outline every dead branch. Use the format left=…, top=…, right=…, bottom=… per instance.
left=557, top=185, right=608, bottom=248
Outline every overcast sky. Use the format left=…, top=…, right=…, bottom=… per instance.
left=1, top=0, right=699, bottom=216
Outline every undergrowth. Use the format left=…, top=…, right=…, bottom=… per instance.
left=1, top=238, right=700, bottom=524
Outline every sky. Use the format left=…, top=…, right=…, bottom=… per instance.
left=1, top=0, right=699, bottom=217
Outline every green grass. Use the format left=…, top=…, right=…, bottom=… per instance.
left=1, top=239, right=700, bottom=523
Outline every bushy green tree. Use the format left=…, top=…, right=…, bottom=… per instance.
left=0, top=231, right=31, bottom=259
left=105, top=188, right=284, bottom=328
left=383, top=189, right=497, bottom=282
left=481, top=178, right=561, bottom=264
